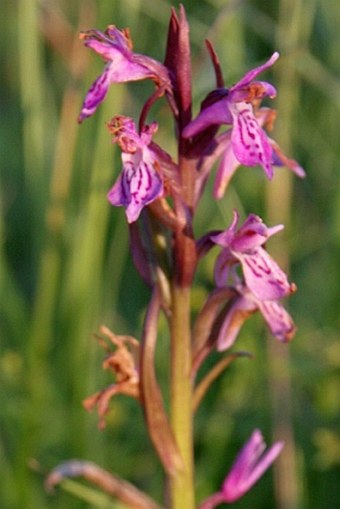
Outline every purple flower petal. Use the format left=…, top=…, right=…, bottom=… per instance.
left=78, top=64, right=112, bottom=122
left=84, top=38, right=128, bottom=61
left=271, top=138, right=306, bottom=178
left=106, top=117, right=165, bottom=222
left=238, top=248, right=294, bottom=301
left=212, top=212, right=283, bottom=253
left=215, top=285, right=296, bottom=350
left=231, top=213, right=281, bottom=251
left=182, top=99, right=232, bottom=138
left=198, top=429, right=283, bottom=508
left=213, top=141, right=240, bottom=199
left=229, top=80, right=277, bottom=103
left=230, top=102, right=274, bottom=179
left=213, top=249, right=237, bottom=288
left=183, top=52, right=301, bottom=196
left=211, top=212, right=291, bottom=300
left=210, top=213, right=296, bottom=345
left=216, top=295, right=256, bottom=351
left=222, top=429, right=284, bottom=503
left=108, top=153, right=163, bottom=223
left=79, top=60, right=153, bottom=123
left=184, top=54, right=279, bottom=139
left=231, top=52, right=279, bottom=91
left=78, top=26, right=169, bottom=122
left=257, top=299, right=296, bottom=342
left=210, top=210, right=239, bottom=246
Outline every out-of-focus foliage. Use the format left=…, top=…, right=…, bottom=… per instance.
left=1, top=0, right=340, bottom=508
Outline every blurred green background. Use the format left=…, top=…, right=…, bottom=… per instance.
left=1, top=0, right=340, bottom=508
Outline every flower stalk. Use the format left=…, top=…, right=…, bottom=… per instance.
left=170, top=283, right=195, bottom=509
left=169, top=155, right=197, bottom=507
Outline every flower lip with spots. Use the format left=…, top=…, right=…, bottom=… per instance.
left=184, top=52, right=305, bottom=186
left=107, top=116, right=164, bottom=223
left=212, top=105, right=305, bottom=199
left=183, top=53, right=279, bottom=177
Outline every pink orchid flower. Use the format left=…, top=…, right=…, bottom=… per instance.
left=199, top=429, right=284, bottom=508
left=78, top=25, right=170, bottom=122
left=107, top=116, right=164, bottom=223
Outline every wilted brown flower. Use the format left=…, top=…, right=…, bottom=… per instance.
left=83, top=325, right=140, bottom=429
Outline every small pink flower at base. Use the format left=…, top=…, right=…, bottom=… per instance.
left=222, top=430, right=284, bottom=502
left=199, top=430, right=284, bottom=508
left=211, top=211, right=296, bottom=302
left=78, top=26, right=170, bottom=122
left=107, top=116, right=164, bottom=223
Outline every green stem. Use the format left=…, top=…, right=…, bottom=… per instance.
left=170, top=284, right=195, bottom=509
left=169, top=155, right=197, bottom=509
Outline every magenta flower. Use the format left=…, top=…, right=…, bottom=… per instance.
left=78, top=25, right=170, bottom=122
left=183, top=53, right=278, bottom=174
left=208, top=211, right=296, bottom=349
left=199, top=430, right=284, bottom=508
left=107, top=116, right=164, bottom=223
left=211, top=210, right=296, bottom=301
left=183, top=53, right=305, bottom=195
